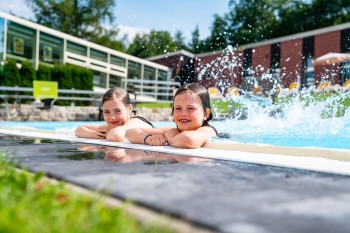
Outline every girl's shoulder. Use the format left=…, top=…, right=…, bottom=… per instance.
left=202, top=124, right=229, bottom=138
left=202, top=122, right=219, bottom=136
left=130, top=116, right=154, bottom=128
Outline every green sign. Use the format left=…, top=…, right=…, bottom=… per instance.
left=33, top=80, right=58, bottom=99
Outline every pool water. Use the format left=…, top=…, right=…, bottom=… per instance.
left=1, top=118, right=349, bottom=150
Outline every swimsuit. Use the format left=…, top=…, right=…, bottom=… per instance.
left=131, top=116, right=154, bottom=128
left=203, top=122, right=229, bottom=138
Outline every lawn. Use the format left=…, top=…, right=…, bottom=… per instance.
left=0, top=156, right=172, bottom=233
left=212, top=92, right=350, bottom=118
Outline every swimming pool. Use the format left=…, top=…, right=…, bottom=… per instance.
left=1, top=116, right=349, bottom=150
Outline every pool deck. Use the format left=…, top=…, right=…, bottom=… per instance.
left=1, top=129, right=350, bottom=233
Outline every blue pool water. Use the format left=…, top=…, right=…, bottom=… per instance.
left=1, top=117, right=349, bottom=150
left=2, top=90, right=350, bottom=150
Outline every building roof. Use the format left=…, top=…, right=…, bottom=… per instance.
left=0, top=11, right=169, bottom=70
left=192, top=21, right=350, bottom=58
left=146, top=49, right=195, bottom=61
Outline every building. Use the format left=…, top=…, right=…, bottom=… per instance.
left=0, top=12, right=177, bottom=101
left=148, top=22, right=350, bottom=95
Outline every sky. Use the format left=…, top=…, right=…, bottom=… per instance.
left=0, top=0, right=230, bottom=43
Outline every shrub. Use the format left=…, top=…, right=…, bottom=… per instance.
left=37, top=63, right=52, bottom=81
left=20, top=61, right=36, bottom=87
left=2, top=59, right=21, bottom=87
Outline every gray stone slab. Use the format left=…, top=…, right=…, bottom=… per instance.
left=1, top=133, right=350, bottom=233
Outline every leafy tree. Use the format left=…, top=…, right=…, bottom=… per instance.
left=127, top=30, right=178, bottom=58
left=224, top=0, right=350, bottom=46
left=26, top=0, right=122, bottom=49
left=188, top=25, right=206, bottom=53
left=275, top=0, right=311, bottom=36
left=173, top=30, right=188, bottom=51
left=206, top=14, right=231, bottom=51
left=281, top=0, right=350, bottom=33
left=125, top=34, right=148, bottom=58
left=89, top=28, right=127, bottom=52
left=226, top=0, right=284, bottom=46
left=20, top=61, right=36, bottom=87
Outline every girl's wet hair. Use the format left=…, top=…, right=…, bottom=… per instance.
left=102, top=87, right=131, bottom=107
left=173, top=83, right=213, bottom=124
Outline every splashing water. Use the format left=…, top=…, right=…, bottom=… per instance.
left=212, top=93, right=350, bottom=149
left=199, top=47, right=350, bottom=150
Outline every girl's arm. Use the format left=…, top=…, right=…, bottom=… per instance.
left=125, top=127, right=170, bottom=146
left=165, top=126, right=217, bottom=149
left=106, top=117, right=154, bottom=142
left=75, top=124, right=109, bottom=139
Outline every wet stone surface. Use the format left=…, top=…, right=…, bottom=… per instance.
left=1, top=133, right=350, bottom=233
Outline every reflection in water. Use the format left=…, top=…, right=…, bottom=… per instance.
left=75, top=144, right=210, bottom=165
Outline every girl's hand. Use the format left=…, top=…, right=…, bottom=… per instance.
left=93, top=125, right=110, bottom=139
left=97, top=125, right=110, bottom=134
left=145, top=134, right=168, bottom=146
left=164, top=128, right=181, bottom=143
left=95, top=130, right=108, bottom=139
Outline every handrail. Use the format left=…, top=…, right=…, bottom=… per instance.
left=0, top=86, right=33, bottom=92
left=0, top=86, right=103, bottom=95
left=0, top=85, right=102, bottom=104
left=0, top=85, right=173, bottom=103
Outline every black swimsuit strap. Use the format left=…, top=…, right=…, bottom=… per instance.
left=130, top=116, right=155, bottom=128
left=202, top=122, right=219, bottom=136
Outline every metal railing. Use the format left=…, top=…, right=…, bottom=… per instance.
left=0, top=85, right=175, bottom=105
left=0, top=86, right=103, bottom=104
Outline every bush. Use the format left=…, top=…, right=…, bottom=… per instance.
left=20, top=61, right=36, bottom=87
left=2, top=59, right=21, bottom=87
left=0, top=59, right=95, bottom=106
left=70, top=65, right=94, bottom=106
left=0, top=65, right=5, bottom=85
left=37, top=63, right=52, bottom=81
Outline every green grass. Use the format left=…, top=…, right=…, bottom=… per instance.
left=0, top=156, right=172, bottom=233
left=210, top=92, right=350, bottom=118
left=211, top=99, right=242, bottom=115
left=275, top=92, right=350, bottom=118
left=136, top=102, right=171, bottom=108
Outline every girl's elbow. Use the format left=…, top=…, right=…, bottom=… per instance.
left=107, top=131, right=125, bottom=142
left=108, top=134, right=124, bottom=142
left=74, top=129, right=83, bottom=138
left=177, top=135, right=203, bottom=149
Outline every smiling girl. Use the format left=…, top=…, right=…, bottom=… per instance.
left=75, top=87, right=153, bottom=141
left=125, top=83, right=218, bottom=148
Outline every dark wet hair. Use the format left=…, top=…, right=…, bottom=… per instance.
left=172, top=83, right=213, bottom=124
left=102, top=87, right=131, bottom=107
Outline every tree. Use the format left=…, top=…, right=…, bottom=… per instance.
left=26, top=0, right=123, bottom=49
left=291, top=0, right=350, bottom=32
left=189, top=25, right=206, bottom=53
left=91, top=30, right=127, bottom=52
left=207, top=14, right=231, bottom=51
left=226, top=0, right=284, bottom=46
left=225, top=0, right=350, bottom=46
left=127, top=30, right=178, bottom=58
left=173, top=30, right=188, bottom=51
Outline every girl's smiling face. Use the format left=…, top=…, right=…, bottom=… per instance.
left=102, top=99, right=131, bottom=128
left=173, top=91, right=208, bottom=131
